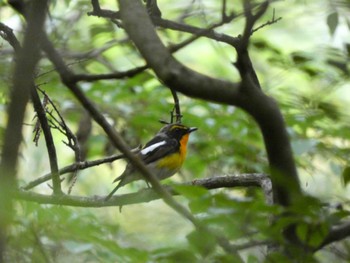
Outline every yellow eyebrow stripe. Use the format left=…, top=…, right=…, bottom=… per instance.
left=170, top=125, right=186, bottom=130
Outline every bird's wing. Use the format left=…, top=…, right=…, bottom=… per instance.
left=105, top=136, right=179, bottom=200
left=140, top=136, right=179, bottom=164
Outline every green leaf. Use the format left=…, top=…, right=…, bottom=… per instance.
left=327, top=12, right=339, bottom=36
left=171, top=184, right=209, bottom=200
left=153, top=248, right=198, bottom=262
left=296, top=222, right=329, bottom=248
left=186, top=229, right=216, bottom=256
left=342, top=166, right=350, bottom=186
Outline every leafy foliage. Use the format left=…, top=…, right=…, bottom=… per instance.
left=1, top=0, right=350, bottom=262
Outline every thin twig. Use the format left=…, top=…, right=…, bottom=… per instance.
left=241, top=0, right=269, bottom=48
left=222, top=0, right=227, bottom=21
left=88, top=1, right=239, bottom=47
left=170, top=89, right=182, bottom=123
left=72, top=65, right=148, bottom=82
left=21, top=152, right=134, bottom=190
left=30, top=85, right=62, bottom=195
left=251, top=9, right=282, bottom=35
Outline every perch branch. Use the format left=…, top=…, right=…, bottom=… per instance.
left=17, top=174, right=271, bottom=207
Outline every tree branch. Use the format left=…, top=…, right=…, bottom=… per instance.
left=30, top=86, right=62, bottom=194
left=251, top=8, right=282, bottom=35
left=17, top=174, right=271, bottom=207
left=151, top=16, right=239, bottom=47
left=72, top=65, right=148, bottom=82
left=241, top=0, right=269, bottom=48
left=87, top=0, right=120, bottom=19
left=317, top=221, right=350, bottom=250
left=0, top=23, right=21, bottom=52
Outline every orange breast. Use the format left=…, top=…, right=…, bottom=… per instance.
left=157, top=133, right=190, bottom=171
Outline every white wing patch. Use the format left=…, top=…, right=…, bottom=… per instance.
left=140, top=141, right=166, bottom=155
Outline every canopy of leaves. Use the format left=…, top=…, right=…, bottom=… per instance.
left=1, top=0, right=350, bottom=262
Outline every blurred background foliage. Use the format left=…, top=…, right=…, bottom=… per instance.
left=1, top=0, right=350, bottom=262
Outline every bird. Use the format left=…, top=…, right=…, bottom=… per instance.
left=105, top=123, right=197, bottom=200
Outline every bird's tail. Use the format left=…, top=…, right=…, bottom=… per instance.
left=104, top=176, right=124, bottom=201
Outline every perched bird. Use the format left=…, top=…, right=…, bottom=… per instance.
left=105, top=123, right=197, bottom=200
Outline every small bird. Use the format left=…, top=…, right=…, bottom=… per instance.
left=105, top=123, right=197, bottom=200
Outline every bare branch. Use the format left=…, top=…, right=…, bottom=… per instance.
left=87, top=0, right=120, bottom=19
left=241, top=1, right=269, bottom=48
left=72, top=65, right=148, bottom=82
left=222, top=0, right=227, bottom=21
left=251, top=9, right=282, bottom=35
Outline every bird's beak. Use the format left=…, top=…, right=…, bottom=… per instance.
left=188, top=127, right=198, bottom=133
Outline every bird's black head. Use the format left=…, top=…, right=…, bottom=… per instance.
left=159, top=123, right=197, bottom=141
